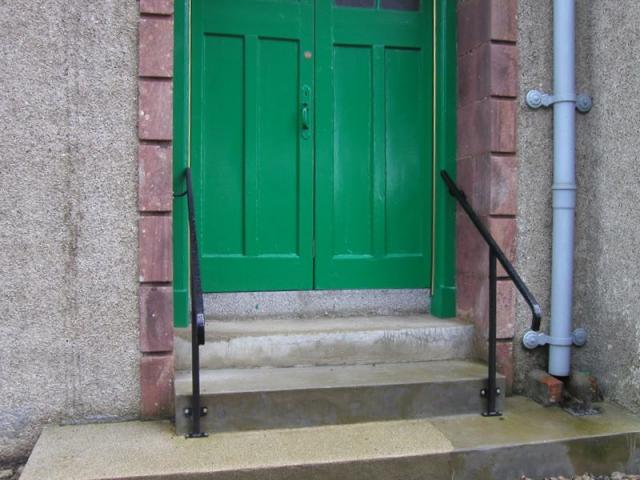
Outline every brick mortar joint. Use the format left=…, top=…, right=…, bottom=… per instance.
left=457, top=96, right=519, bottom=109
left=457, top=38, right=518, bottom=59
left=140, top=13, right=174, bottom=19
left=139, top=76, right=175, bottom=81
left=138, top=212, right=173, bottom=217
left=139, top=141, right=173, bottom=150
left=141, top=352, right=174, bottom=358
left=456, top=41, right=518, bottom=58
left=457, top=96, right=518, bottom=110
left=490, top=39, right=517, bottom=47
left=490, top=95, right=518, bottom=101
left=138, top=77, right=173, bottom=83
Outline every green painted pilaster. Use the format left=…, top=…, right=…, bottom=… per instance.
left=431, top=0, right=457, bottom=318
left=173, top=0, right=189, bottom=327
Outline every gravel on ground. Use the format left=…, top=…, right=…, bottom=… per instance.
left=0, top=466, right=23, bottom=480
left=521, top=474, right=640, bottom=480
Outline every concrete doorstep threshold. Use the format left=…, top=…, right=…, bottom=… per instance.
left=21, top=397, right=640, bottom=480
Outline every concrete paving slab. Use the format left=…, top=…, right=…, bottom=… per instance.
left=431, top=395, right=640, bottom=449
left=21, top=418, right=453, bottom=480
left=21, top=397, right=640, bottom=480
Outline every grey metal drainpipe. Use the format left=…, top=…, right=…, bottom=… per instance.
left=523, top=0, right=590, bottom=375
left=548, top=0, right=578, bottom=377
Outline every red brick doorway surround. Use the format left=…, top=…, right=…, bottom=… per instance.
left=138, top=0, right=175, bottom=418
left=134, top=0, right=521, bottom=417
left=456, top=0, right=519, bottom=389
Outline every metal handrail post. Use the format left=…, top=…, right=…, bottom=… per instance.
left=184, top=168, right=207, bottom=438
left=441, top=169, right=541, bottom=417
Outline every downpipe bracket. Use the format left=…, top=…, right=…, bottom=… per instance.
left=526, top=89, right=593, bottom=113
left=522, top=328, right=588, bottom=350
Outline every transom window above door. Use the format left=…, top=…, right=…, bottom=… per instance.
left=335, top=0, right=420, bottom=11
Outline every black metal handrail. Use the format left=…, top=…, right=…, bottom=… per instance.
left=179, top=167, right=207, bottom=437
left=440, top=170, right=542, bottom=416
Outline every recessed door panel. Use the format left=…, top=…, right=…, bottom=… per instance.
left=385, top=47, right=428, bottom=256
left=333, top=46, right=374, bottom=256
left=191, top=0, right=314, bottom=292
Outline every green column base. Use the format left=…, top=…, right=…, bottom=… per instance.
left=174, top=288, right=189, bottom=328
left=431, top=285, right=456, bottom=318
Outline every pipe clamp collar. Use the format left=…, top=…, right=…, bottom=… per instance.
left=522, top=328, right=588, bottom=350
left=525, top=89, right=592, bottom=113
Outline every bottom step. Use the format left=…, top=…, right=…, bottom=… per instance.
left=175, top=360, right=504, bottom=434
left=21, top=397, right=640, bottom=480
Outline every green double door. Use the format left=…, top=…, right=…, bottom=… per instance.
left=191, top=0, right=433, bottom=292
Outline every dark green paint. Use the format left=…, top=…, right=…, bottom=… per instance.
left=174, top=0, right=457, bottom=325
left=431, top=0, right=457, bottom=318
left=191, top=0, right=314, bottom=292
left=173, top=0, right=190, bottom=327
left=315, top=1, right=432, bottom=289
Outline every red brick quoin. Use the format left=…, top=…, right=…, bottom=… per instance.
left=138, top=0, right=175, bottom=418
left=456, top=0, right=519, bottom=390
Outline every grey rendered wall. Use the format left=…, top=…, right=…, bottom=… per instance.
left=0, top=1, right=140, bottom=463
left=515, top=0, right=640, bottom=413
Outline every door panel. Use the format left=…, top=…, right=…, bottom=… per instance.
left=385, top=47, right=427, bottom=255
left=332, top=46, right=374, bottom=256
left=191, top=0, right=314, bottom=292
left=315, top=1, right=433, bottom=289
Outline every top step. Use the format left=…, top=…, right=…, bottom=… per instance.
left=203, top=289, right=430, bottom=318
left=175, top=314, right=473, bottom=370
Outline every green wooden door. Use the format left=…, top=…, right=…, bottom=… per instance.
left=315, top=0, right=433, bottom=289
left=191, top=0, right=432, bottom=292
left=191, top=0, right=314, bottom=291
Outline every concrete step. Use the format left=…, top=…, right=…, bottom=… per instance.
left=174, top=360, right=503, bottom=435
left=203, top=288, right=430, bottom=318
left=175, top=315, right=474, bottom=370
left=22, top=397, right=640, bottom=480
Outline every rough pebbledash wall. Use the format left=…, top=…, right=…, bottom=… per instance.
left=514, top=0, right=640, bottom=412
left=0, top=0, right=140, bottom=464
left=456, top=0, right=520, bottom=389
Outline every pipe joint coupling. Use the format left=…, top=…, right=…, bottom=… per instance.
left=552, top=184, right=577, bottom=209
left=522, top=327, right=588, bottom=350
left=526, top=89, right=592, bottom=113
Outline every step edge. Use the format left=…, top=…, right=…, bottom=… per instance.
left=175, top=376, right=505, bottom=397
left=174, top=361, right=504, bottom=396
left=174, top=317, right=473, bottom=340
